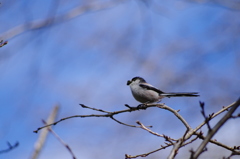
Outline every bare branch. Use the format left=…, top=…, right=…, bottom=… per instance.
left=0, top=0, right=126, bottom=40
left=125, top=144, right=172, bottom=159
left=194, top=99, right=239, bottom=132
left=33, top=99, right=240, bottom=158
left=110, top=116, right=140, bottom=128
left=167, top=130, right=191, bottom=159
left=154, top=104, right=192, bottom=131
left=43, top=120, right=76, bottom=159
left=231, top=113, right=240, bottom=119
left=167, top=139, right=183, bottom=159
left=34, top=104, right=160, bottom=133
left=126, top=135, right=198, bottom=159
left=136, top=121, right=176, bottom=140
left=191, top=97, right=240, bottom=159
left=0, top=40, right=8, bottom=47
left=31, top=106, right=59, bottom=159
left=194, top=132, right=240, bottom=155
left=80, top=104, right=112, bottom=113
left=199, top=101, right=212, bottom=130
left=0, top=141, right=19, bottom=154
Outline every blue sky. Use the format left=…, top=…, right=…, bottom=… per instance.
left=0, top=0, right=240, bottom=158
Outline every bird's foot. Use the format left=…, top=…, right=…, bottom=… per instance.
left=137, top=103, right=148, bottom=110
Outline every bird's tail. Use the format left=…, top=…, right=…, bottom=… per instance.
left=161, top=92, right=199, bottom=97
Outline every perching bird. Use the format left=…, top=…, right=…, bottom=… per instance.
left=127, top=77, right=199, bottom=103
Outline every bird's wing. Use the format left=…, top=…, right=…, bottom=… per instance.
left=139, top=83, right=164, bottom=94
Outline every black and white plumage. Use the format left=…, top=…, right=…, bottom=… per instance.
left=127, top=77, right=199, bottom=103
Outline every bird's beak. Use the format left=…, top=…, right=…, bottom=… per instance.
left=127, top=80, right=132, bottom=85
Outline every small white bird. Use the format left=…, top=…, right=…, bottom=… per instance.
left=127, top=77, right=199, bottom=103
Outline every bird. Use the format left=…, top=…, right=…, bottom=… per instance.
left=127, top=76, right=199, bottom=103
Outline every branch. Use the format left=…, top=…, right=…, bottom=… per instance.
left=81, top=104, right=112, bottom=113
left=139, top=100, right=240, bottom=159
left=0, top=141, right=19, bottom=154
left=167, top=139, right=183, bottom=159
left=136, top=121, right=176, bottom=141
left=125, top=144, right=172, bottom=159
left=34, top=102, right=196, bottom=159
left=194, top=132, right=240, bottom=155
left=167, top=130, right=192, bottom=159
left=0, top=0, right=126, bottom=40
left=154, top=104, right=192, bottom=131
left=199, top=101, right=212, bottom=130
left=34, top=104, right=159, bottom=133
left=43, top=120, right=76, bottom=159
left=0, top=40, right=8, bottom=47
left=31, top=106, right=59, bottom=159
left=33, top=99, right=239, bottom=158
left=194, top=99, right=239, bottom=132
left=191, top=97, right=240, bottom=159
left=110, top=116, right=142, bottom=128
left=231, top=113, right=240, bottom=118
left=125, top=135, right=198, bottom=158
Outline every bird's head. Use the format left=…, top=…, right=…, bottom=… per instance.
left=127, top=76, right=146, bottom=85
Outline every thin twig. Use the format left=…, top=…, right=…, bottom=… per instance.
left=0, top=0, right=126, bottom=40
left=136, top=121, right=176, bottom=140
left=0, top=40, right=8, bottom=47
left=199, top=101, right=212, bottom=131
left=33, top=100, right=240, bottom=159
left=31, top=106, right=59, bottom=159
left=0, top=141, right=19, bottom=154
left=80, top=104, right=112, bottom=113
left=231, top=113, right=240, bottom=118
left=110, top=116, right=140, bottom=128
left=153, top=104, right=192, bottom=131
left=194, top=132, right=240, bottom=155
left=125, top=135, right=198, bottom=159
left=43, top=120, right=77, bottom=159
left=34, top=104, right=159, bottom=133
left=125, top=144, right=172, bottom=159
left=194, top=100, right=238, bottom=132
left=191, top=98, right=240, bottom=159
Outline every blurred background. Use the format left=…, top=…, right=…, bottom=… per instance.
left=0, top=0, right=240, bottom=158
